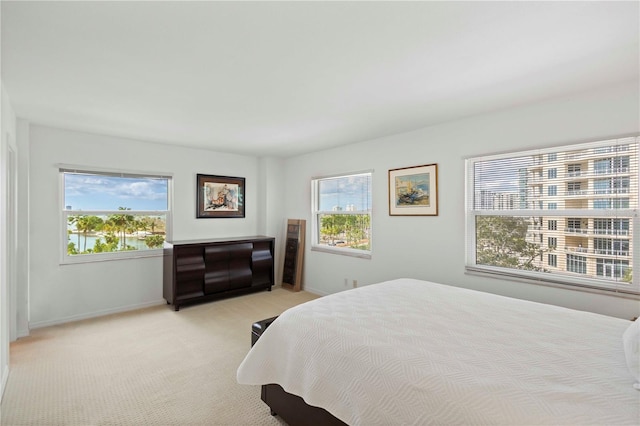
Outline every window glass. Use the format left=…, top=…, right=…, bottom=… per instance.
left=312, top=172, right=372, bottom=257
left=466, top=136, right=638, bottom=294
left=567, top=164, right=582, bottom=177
left=64, top=174, right=168, bottom=210
left=61, top=169, right=171, bottom=263
left=566, top=254, right=587, bottom=274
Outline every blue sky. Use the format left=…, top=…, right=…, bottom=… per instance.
left=474, top=156, right=532, bottom=193
left=65, top=174, right=168, bottom=211
left=319, top=174, right=372, bottom=211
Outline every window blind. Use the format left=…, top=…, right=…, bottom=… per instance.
left=465, top=136, right=639, bottom=295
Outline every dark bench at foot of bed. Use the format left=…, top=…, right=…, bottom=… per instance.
left=261, top=383, right=347, bottom=426
left=251, top=317, right=347, bottom=426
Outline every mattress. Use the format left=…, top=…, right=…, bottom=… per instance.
left=237, top=278, right=639, bottom=425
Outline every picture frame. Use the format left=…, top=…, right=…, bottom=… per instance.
left=388, top=163, right=438, bottom=216
left=197, top=174, right=245, bottom=218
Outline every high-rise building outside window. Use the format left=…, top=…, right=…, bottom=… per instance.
left=466, top=136, right=639, bottom=295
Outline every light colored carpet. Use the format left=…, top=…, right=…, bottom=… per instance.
left=1, top=287, right=320, bottom=426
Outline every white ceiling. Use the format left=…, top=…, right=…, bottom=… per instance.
left=1, top=1, right=638, bottom=158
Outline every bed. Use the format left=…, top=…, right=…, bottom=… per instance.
left=237, top=278, right=640, bottom=425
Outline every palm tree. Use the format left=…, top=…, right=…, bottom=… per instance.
left=107, top=207, right=135, bottom=250
left=145, top=235, right=165, bottom=249
left=321, top=214, right=346, bottom=245
left=75, top=216, right=89, bottom=252
left=75, top=216, right=101, bottom=252
left=77, top=215, right=103, bottom=252
left=68, top=215, right=81, bottom=248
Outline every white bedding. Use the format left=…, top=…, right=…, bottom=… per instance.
left=237, top=278, right=640, bottom=425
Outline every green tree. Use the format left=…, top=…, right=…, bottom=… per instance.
left=92, top=238, right=106, bottom=253
left=68, top=215, right=81, bottom=248
left=320, top=214, right=370, bottom=250
left=67, top=241, right=78, bottom=255
left=102, top=233, right=120, bottom=251
left=136, top=217, right=153, bottom=235
left=149, top=218, right=158, bottom=234
left=320, top=215, right=344, bottom=245
left=476, top=216, right=542, bottom=271
left=623, top=268, right=633, bottom=283
left=344, top=215, right=369, bottom=249
left=145, top=235, right=165, bottom=249
left=106, top=207, right=135, bottom=250
left=76, top=215, right=104, bottom=252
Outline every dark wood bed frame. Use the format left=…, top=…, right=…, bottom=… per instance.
left=261, top=384, right=346, bottom=426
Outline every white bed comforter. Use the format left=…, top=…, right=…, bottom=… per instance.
left=237, top=278, right=639, bottom=425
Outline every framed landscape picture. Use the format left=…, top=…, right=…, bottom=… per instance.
left=389, top=164, right=438, bottom=216
left=197, top=174, right=245, bottom=218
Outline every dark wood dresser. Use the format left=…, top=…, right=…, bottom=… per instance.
left=163, top=236, right=275, bottom=311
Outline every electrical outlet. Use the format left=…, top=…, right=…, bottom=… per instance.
left=353, top=279, right=358, bottom=288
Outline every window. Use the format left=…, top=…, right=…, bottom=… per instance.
left=593, top=179, right=610, bottom=194
left=567, top=218, right=584, bottom=233
left=567, top=181, right=582, bottom=195
left=311, top=171, right=372, bottom=258
left=597, top=259, right=630, bottom=279
left=567, top=164, right=582, bottom=177
left=548, top=168, right=557, bottom=179
left=61, top=167, right=171, bottom=264
left=594, top=156, right=630, bottom=175
left=594, top=177, right=630, bottom=194
left=594, top=218, right=629, bottom=235
left=566, top=254, right=587, bottom=274
left=466, top=136, right=639, bottom=295
left=593, top=238, right=629, bottom=256
left=594, top=198, right=630, bottom=209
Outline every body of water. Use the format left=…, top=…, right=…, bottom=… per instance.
left=67, top=234, right=158, bottom=252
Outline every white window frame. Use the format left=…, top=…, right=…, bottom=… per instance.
left=59, top=165, right=173, bottom=265
left=311, top=170, right=373, bottom=259
left=465, top=136, right=640, bottom=297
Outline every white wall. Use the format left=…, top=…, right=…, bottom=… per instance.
left=19, top=81, right=640, bottom=330
left=15, top=119, right=29, bottom=339
left=0, top=81, right=17, bottom=401
left=28, top=125, right=264, bottom=328
left=284, top=81, right=640, bottom=320
left=258, top=156, right=287, bottom=284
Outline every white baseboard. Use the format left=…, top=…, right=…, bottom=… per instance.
left=1, top=364, right=9, bottom=403
left=302, top=286, right=329, bottom=296
left=28, top=299, right=167, bottom=330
